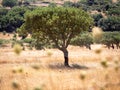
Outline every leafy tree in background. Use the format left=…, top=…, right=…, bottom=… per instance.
left=63, top=1, right=83, bottom=8
left=101, top=32, right=120, bottom=49
left=107, top=1, right=120, bottom=15
left=63, top=1, right=74, bottom=7
left=48, top=3, right=57, bottom=8
left=92, top=13, right=103, bottom=26
left=2, top=0, right=18, bottom=8
left=0, top=7, right=8, bottom=15
left=0, top=6, right=29, bottom=32
left=98, top=16, right=120, bottom=31
left=98, top=1, right=120, bottom=31
left=80, top=0, right=112, bottom=11
left=71, top=32, right=93, bottom=49
left=19, top=7, right=93, bottom=66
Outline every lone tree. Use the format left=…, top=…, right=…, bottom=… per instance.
left=19, top=7, right=93, bottom=66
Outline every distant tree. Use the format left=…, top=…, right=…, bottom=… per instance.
left=2, top=0, right=18, bottom=8
left=92, top=13, right=103, bottom=26
left=63, top=1, right=81, bottom=8
left=23, top=1, right=30, bottom=6
left=94, top=1, right=120, bottom=31
left=87, top=0, right=94, bottom=6
left=80, top=0, right=112, bottom=11
left=48, top=3, right=57, bottom=8
left=107, top=1, right=120, bottom=15
left=63, top=1, right=74, bottom=7
left=0, top=7, right=8, bottom=15
left=98, top=16, right=120, bottom=31
left=71, top=32, right=93, bottom=49
left=101, top=32, right=120, bottom=49
left=0, top=6, right=29, bottom=32
left=19, top=7, right=93, bottom=66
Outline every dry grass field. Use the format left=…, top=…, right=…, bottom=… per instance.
left=0, top=0, right=120, bottom=89
left=0, top=33, right=120, bottom=90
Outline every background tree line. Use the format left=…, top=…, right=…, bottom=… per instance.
left=71, top=31, right=120, bottom=49
left=63, top=0, right=120, bottom=31
left=0, top=0, right=120, bottom=32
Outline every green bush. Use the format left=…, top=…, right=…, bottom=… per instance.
left=23, top=38, right=34, bottom=44
left=0, top=39, right=10, bottom=46
left=0, top=6, right=32, bottom=32
left=63, top=1, right=74, bottom=7
left=101, top=32, right=120, bottom=49
left=2, top=0, right=18, bottom=8
left=92, top=13, right=103, bottom=26
left=98, top=16, right=120, bottom=31
left=71, top=31, right=120, bottom=49
left=48, top=3, right=57, bottom=7
left=71, top=32, right=93, bottom=49
left=0, top=7, right=8, bottom=15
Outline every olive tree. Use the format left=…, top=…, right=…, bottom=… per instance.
left=19, top=7, right=93, bottom=66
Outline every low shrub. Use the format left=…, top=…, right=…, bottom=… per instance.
left=0, top=39, right=10, bottom=46
left=71, top=32, right=93, bottom=49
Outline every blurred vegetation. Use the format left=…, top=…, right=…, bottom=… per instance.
left=71, top=32, right=93, bottom=49
left=0, top=6, right=36, bottom=32
left=0, top=0, right=120, bottom=33
left=2, top=0, right=18, bottom=8
left=0, top=0, right=120, bottom=51
left=63, top=0, right=120, bottom=31
left=101, top=32, right=120, bottom=49
left=0, top=39, right=10, bottom=46
left=71, top=31, right=120, bottom=49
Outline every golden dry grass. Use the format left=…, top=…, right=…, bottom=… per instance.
left=0, top=45, right=120, bottom=90
left=0, top=33, right=13, bottom=40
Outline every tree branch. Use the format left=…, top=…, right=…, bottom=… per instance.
left=65, top=32, right=73, bottom=48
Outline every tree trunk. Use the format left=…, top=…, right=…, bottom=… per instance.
left=62, top=49, right=69, bottom=67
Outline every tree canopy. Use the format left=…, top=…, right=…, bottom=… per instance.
left=0, top=6, right=33, bottom=32
left=19, top=7, right=93, bottom=66
left=2, top=0, right=18, bottom=8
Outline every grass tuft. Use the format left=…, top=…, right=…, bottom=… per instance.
left=13, top=44, right=22, bottom=55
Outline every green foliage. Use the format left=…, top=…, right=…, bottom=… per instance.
left=63, top=1, right=74, bottom=7
left=19, top=7, right=93, bottom=66
left=71, top=32, right=93, bottom=49
left=0, top=6, right=29, bottom=32
left=71, top=31, right=120, bottom=49
left=80, top=0, right=112, bottom=11
left=108, top=7, right=120, bottom=15
left=93, top=1, right=120, bottom=31
left=63, top=1, right=84, bottom=8
left=101, top=32, right=120, bottom=49
left=48, top=3, right=57, bottom=8
left=0, top=7, right=8, bottom=15
left=20, top=7, right=93, bottom=51
left=2, top=0, right=18, bottom=8
left=92, top=13, right=103, bottom=26
left=108, top=1, right=120, bottom=15
left=0, top=39, right=10, bottom=46
left=98, top=16, right=120, bottom=31
left=23, top=38, right=34, bottom=44
left=22, top=1, right=30, bottom=6
left=17, top=26, right=28, bottom=38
